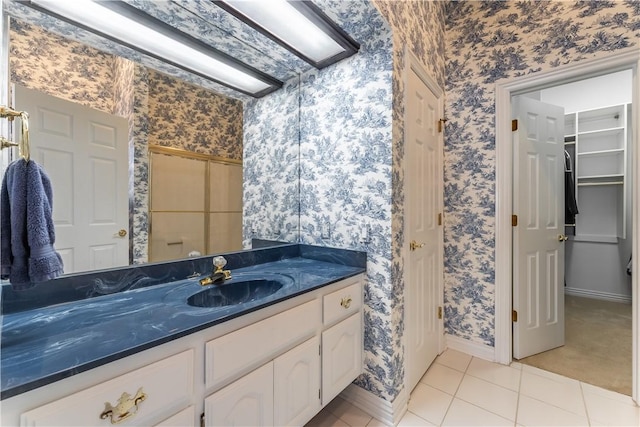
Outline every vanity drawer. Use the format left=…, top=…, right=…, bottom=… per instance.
left=323, top=279, right=362, bottom=326
left=206, top=299, right=320, bottom=389
left=21, top=349, right=194, bottom=427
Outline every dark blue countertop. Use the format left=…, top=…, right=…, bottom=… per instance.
left=0, top=244, right=366, bottom=400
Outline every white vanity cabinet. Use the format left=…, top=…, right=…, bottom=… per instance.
left=203, top=275, right=363, bottom=427
left=19, top=349, right=195, bottom=427
left=205, top=336, right=322, bottom=427
left=321, top=281, right=364, bottom=405
left=3, top=274, right=364, bottom=427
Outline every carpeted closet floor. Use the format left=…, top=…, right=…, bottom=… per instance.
left=519, top=294, right=632, bottom=396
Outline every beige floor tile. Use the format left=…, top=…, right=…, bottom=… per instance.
left=520, top=370, right=586, bottom=416
left=581, top=381, right=635, bottom=405
left=407, top=383, right=453, bottom=425
left=327, top=398, right=373, bottom=427
left=455, top=375, right=518, bottom=421
left=442, top=398, right=513, bottom=426
left=583, top=386, right=640, bottom=426
left=517, top=395, right=589, bottom=426
left=467, top=357, right=522, bottom=391
left=435, top=349, right=472, bottom=372
left=420, top=362, right=464, bottom=395
left=305, top=409, right=350, bottom=427
left=521, top=364, right=578, bottom=385
left=398, top=411, right=436, bottom=426
left=365, top=418, right=389, bottom=427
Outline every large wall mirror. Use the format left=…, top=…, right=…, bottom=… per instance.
left=2, top=0, right=308, bottom=277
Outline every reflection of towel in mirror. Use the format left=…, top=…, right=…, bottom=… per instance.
left=1, top=159, right=63, bottom=289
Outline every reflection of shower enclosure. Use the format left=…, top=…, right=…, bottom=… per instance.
left=149, top=146, right=243, bottom=262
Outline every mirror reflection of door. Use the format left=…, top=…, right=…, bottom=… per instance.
left=14, top=84, right=129, bottom=274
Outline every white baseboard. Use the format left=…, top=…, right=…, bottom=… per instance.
left=445, top=334, right=496, bottom=362
left=565, top=286, right=631, bottom=304
left=339, top=384, right=408, bottom=426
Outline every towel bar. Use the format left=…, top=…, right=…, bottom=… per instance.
left=0, top=105, right=30, bottom=161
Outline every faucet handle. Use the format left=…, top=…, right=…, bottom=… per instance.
left=212, top=256, right=227, bottom=273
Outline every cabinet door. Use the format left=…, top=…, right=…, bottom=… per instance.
left=205, top=362, right=274, bottom=427
left=274, top=337, right=321, bottom=426
left=321, top=313, right=363, bottom=405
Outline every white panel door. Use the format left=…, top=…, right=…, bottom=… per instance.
left=512, top=96, right=565, bottom=359
left=273, top=337, right=321, bottom=427
left=14, top=85, right=129, bottom=274
left=405, top=66, right=443, bottom=393
left=205, top=362, right=274, bottom=427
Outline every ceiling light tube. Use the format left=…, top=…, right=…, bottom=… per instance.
left=214, top=0, right=360, bottom=69
left=24, top=0, right=283, bottom=97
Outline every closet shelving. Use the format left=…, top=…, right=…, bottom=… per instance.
left=564, top=103, right=629, bottom=241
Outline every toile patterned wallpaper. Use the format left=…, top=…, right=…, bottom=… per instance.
left=9, top=20, right=243, bottom=265
left=275, top=0, right=446, bottom=404
left=444, top=0, right=640, bottom=348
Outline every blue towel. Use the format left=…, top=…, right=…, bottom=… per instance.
left=1, top=158, right=63, bottom=289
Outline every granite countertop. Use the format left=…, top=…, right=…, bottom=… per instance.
left=1, top=249, right=366, bottom=400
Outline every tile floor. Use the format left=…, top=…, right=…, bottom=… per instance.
left=305, top=349, right=640, bottom=426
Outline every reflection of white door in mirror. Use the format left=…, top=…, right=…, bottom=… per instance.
left=14, top=85, right=129, bottom=274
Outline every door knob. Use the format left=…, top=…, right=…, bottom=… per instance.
left=557, top=234, right=568, bottom=242
left=410, top=240, right=425, bottom=251
left=118, top=229, right=127, bottom=237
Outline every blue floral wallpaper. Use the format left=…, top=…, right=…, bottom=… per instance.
left=243, top=77, right=300, bottom=247
left=246, top=0, right=446, bottom=405
left=444, top=0, right=640, bottom=348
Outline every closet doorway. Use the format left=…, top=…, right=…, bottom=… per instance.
left=493, top=49, right=640, bottom=403
left=515, top=70, right=633, bottom=395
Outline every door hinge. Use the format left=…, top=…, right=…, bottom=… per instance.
left=437, top=306, right=443, bottom=319
left=512, top=119, right=518, bottom=131
left=438, top=118, right=447, bottom=133
left=319, top=389, right=321, bottom=399
left=437, top=212, right=442, bottom=226
left=512, top=214, right=518, bottom=227
left=200, top=412, right=205, bottom=427
left=512, top=310, right=518, bottom=322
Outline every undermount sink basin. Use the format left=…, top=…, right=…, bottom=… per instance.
left=187, top=279, right=284, bottom=308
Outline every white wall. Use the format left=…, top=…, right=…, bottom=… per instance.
left=541, top=69, right=632, bottom=113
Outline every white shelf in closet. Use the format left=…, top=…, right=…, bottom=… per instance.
left=568, top=103, right=629, bottom=239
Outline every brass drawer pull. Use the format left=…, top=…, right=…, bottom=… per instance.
left=340, top=297, right=352, bottom=309
left=100, top=387, right=147, bottom=424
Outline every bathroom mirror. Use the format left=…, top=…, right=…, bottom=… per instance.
left=2, top=0, right=305, bottom=275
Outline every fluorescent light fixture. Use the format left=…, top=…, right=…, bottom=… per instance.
left=214, top=0, right=360, bottom=69
left=25, top=0, right=283, bottom=97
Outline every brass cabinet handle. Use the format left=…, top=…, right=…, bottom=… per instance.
left=118, top=229, right=127, bottom=237
left=410, top=240, right=425, bottom=251
left=100, top=387, right=147, bottom=424
left=340, top=297, right=352, bottom=309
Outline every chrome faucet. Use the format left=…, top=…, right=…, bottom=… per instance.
left=199, top=256, right=232, bottom=286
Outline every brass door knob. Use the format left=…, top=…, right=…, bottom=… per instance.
left=118, top=229, right=127, bottom=237
left=410, top=240, right=425, bottom=251
left=557, top=234, right=568, bottom=242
